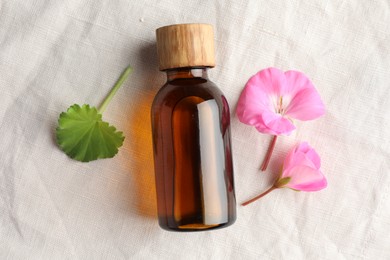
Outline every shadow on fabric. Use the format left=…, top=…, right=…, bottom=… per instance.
left=122, top=42, right=162, bottom=220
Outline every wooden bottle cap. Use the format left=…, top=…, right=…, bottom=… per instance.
left=156, top=24, right=215, bottom=71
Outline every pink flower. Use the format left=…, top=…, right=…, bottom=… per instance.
left=242, top=142, right=326, bottom=206
left=275, top=142, right=327, bottom=191
left=236, top=67, right=325, bottom=171
left=237, top=68, right=325, bottom=135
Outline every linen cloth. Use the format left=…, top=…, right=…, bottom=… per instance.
left=1, top=0, right=389, bottom=259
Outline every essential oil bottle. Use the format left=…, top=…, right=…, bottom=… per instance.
left=151, top=24, right=236, bottom=231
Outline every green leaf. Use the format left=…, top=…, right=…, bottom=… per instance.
left=55, top=66, right=132, bottom=163
left=56, top=104, right=124, bottom=162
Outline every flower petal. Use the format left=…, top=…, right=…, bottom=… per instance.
left=236, top=76, right=273, bottom=126
left=285, top=88, right=325, bottom=120
left=293, top=142, right=321, bottom=169
left=284, top=165, right=327, bottom=191
left=283, top=71, right=325, bottom=121
left=260, top=111, right=296, bottom=135
left=283, top=70, right=314, bottom=96
left=248, top=67, right=287, bottom=96
left=237, top=68, right=294, bottom=135
left=295, top=141, right=310, bottom=153
left=282, top=151, right=315, bottom=174
left=282, top=142, right=321, bottom=174
left=293, top=176, right=327, bottom=191
left=304, top=148, right=321, bottom=169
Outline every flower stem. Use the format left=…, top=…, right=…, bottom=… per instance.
left=260, top=135, right=278, bottom=171
left=98, top=66, right=133, bottom=114
left=242, top=186, right=277, bottom=206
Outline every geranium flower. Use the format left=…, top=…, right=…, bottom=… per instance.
left=236, top=67, right=325, bottom=170
left=242, top=142, right=327, bottom=206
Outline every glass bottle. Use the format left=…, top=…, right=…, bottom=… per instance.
left=151, top=24, right=236, bottom=231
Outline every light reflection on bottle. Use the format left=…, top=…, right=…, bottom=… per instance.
left=197, top=100, right=228, bottom=224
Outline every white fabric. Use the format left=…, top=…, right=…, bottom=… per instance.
left=1, top=0, right=389, bottom=259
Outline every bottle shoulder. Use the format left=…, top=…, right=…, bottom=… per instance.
left=152, top=78, right=224, bottom=107
left=152, top=78, right=224, bottom=109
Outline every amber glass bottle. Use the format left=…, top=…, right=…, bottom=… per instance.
left=151, top=24, right=236, bottom=231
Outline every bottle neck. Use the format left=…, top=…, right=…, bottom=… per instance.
left=166, top=67, right=209, bottom=82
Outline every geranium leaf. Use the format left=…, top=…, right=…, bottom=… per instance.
left=55, top=66, right=132, bottom=162
left=56, top=104, right=124, bottom=162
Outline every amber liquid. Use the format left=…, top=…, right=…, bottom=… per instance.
left=151, top=68, right=236, bottom=231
